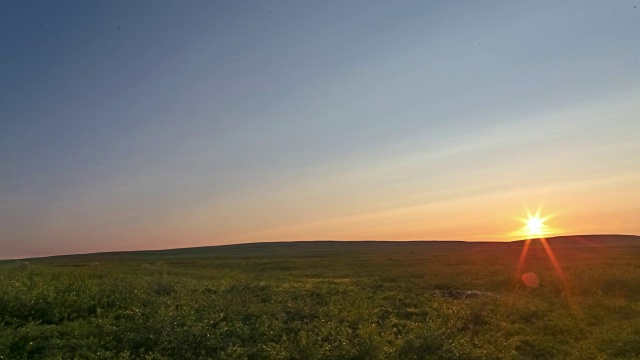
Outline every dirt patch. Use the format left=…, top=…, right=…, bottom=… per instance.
left=434, top=289, right=498, bottom=300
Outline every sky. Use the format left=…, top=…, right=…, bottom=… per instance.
left=1, top=0, right=640, bottom=259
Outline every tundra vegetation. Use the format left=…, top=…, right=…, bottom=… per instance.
left=1, top=235, right=639, bottom=359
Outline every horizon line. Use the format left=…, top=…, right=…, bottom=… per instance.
left=3, top=233, right=638, bottom=262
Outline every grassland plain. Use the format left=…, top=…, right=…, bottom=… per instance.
left=1, top=235, right=639, bottom=359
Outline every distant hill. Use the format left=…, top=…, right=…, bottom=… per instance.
left=515, top=234, right=640, bottom=247
left=7, top=234, right=639, bottom=263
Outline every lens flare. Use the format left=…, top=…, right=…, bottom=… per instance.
left=513, top=204, right=571, bottom=296
left=522, top=272, right=540, bottom=288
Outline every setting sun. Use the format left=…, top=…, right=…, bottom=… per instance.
left=512, top=204, right=558, bottom=239
left=526, top=216, right=544, bottom=236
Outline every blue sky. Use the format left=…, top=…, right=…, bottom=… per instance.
left=2, top=0, right=640, bottom=258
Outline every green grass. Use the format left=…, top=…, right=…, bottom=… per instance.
left=1, top=237, right=639, bottom=359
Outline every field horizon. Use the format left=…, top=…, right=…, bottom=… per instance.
left=8, top=233, right=639, bottom=262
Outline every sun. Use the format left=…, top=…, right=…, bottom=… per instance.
left=526, top=216, right=544, bottom=236
left=512, top=202, right=558, bottom=239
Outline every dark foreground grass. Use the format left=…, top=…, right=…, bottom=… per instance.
left=1, top=237, right=640, bottom=359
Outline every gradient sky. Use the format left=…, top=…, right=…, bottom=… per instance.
left=2, top=0, right=640, bottom=258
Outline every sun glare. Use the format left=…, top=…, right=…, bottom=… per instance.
left=526, top=216, right=544, bottom=236
left=512, top=203, right=559, bottom=239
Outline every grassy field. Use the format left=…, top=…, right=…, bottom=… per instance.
left=1, top=235, right=639, bottom=359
